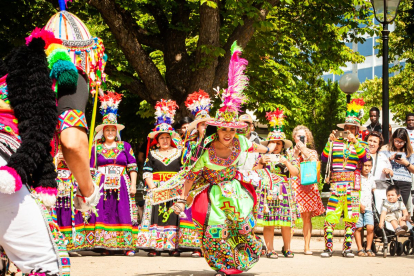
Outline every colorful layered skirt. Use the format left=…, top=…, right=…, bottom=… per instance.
left=191, top=176, right=262, bottom=274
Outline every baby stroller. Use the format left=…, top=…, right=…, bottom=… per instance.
left=368, top=180, right=414, bottom=258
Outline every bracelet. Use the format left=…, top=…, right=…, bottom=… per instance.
left=405, top=163, right=411, bottom=168
left=177, top=199, right=187, bottom=204
left=265, top=147, right=270, bottom=154
left=173, top=202, right=183, bottom=212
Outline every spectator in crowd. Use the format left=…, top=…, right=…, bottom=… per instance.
left=381, top=128, right=414, bottom=207
left=291, top=125, right=325, bottom=255
left=176, top=117, right=193, bottom=139
left=355, top=159, right=376, bottom=257
left=365, top=132, right=392, bottom=185
left=406, top=113, right=414, bottom=148
left=238, top=113, right=262, bottom=170
left=379, top=185, right=410, bottom=236
left=367, top=107, right=382, bottom=134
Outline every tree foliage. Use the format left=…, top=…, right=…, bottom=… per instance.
left=361, top=0, right=414, bottom=125
left=0, top=0, right=378, bottom=148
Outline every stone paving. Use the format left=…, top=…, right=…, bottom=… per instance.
left=70, top=236, right=414, bottom=276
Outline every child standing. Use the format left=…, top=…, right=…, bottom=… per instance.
left=379, top=185, right=410, bottom=236
left=355, top=159, right=376, bottom=257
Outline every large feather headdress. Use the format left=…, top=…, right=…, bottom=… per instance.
left=261, top=108, right=293, bottom=148
left=207, top=41, right=249, bottom=129
left=337, top=98, right=367, bottom=130
left=148, top=99, right=180, bottom=140
left=95, top=91, right=124, bottom=133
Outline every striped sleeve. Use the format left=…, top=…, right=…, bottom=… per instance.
left=321, top=142, right=330, bottom=162
left=354, top=140, right=368, bottom=162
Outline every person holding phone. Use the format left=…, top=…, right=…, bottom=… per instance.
left=291, top=125, right=325, bottom=255
left=253, top=110, right=300, bottom=259
left=381, top=128, right=414, bottom=207
left=321, top=98, right=368, bottom=258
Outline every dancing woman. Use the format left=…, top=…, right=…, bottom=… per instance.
left=172, top=42, right=274, bottom=276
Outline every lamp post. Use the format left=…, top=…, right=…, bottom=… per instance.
left=371, top=0, right=401, bottom=143
left=339, top=73, right=360, bottom=104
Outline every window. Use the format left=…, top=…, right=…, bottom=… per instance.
left=374, top=66, right=382, bottom=78
left=358, top=38, right=373, bottom=57
left=358, top=67, right=373, bottom=82
left=322, top=74, right=333, bottom=82
left=374, top=37, right=380, bottom=55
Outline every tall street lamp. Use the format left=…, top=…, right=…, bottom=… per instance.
left=371, top=0, right=401, bottom=143
left=339, top=73, right=360, bottom=104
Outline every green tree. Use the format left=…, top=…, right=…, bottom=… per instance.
left=0, top=0, right=377, bottom=146
left=361, top=0, right=414, bottom=125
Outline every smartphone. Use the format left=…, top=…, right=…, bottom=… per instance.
left=335, top=130, right=349, bottom=139
left=268, top=154, right=280, bottom=163
left=395, top=153, right=402, bottom=160
left=299, top=136, right=305, bottom=144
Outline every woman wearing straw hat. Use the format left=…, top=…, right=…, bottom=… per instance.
left=182, top=89, right=213, bottom=167
left=88, top=91, right=138, bottom=256
left=253, top=109, right=301, bottom=259
left=137, top=99, right=185, bottom=257
left=171, top=42, right=276, bottom=276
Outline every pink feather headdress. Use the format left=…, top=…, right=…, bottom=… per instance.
left=208, top=41, right=249, bottom=129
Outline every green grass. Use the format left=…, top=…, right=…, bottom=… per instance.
left=294, top=216, right=345, bottom=230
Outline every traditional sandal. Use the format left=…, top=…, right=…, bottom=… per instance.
left=266, top=250, right=279, bottom=259
left=282, top=249, right=294, bottom=258
left=169, top=250, right=180, bottom=257
left=101, top=250, right=114, bottom=256
left=125, top=250, right=135, bottom=256
left=357, top=250, right=367, bottom=257
left=366, top=249, right=376, bottom=257
left=147, top=250, right=159, bottom=257
left=261, top=245, right=267, bottom=256
left=191, top=251, right=202, bottom=258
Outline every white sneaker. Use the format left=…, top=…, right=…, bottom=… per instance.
left=321, top=250, right=333, bottom=258
left=342, top=250, right=354, bottom=258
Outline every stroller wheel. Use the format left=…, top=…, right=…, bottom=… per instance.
left=390, top=241, right=396, bottom=256
left=396, top=242, right=403, bottom=256
left=383, top=247, right=387, bottom=258
left=403, top=240, right=411, bottom=255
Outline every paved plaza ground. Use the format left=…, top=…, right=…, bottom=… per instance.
left=70, top=236, right=414, bottom=276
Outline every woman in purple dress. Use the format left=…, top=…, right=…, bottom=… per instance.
left=55, top=149, right=88, bottom=253
left=87, top=92, right=138, bottom=255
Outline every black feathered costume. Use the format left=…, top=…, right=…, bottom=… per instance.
left=0, top=30, right=77, bottom=276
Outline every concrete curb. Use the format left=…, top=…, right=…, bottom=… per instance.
left=254, top=226, right=358, bottom=237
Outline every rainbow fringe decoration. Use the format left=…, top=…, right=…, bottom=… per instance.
left=345, top=98, right=365, bottom=125
left=266, top=108, right=285, bottom=132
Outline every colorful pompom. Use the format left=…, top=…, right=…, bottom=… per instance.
left=25, top=27, right=62, bottom=49
left=47, top=49, right=72, bottom=69
left=0, top=166, right=22, bottom=194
